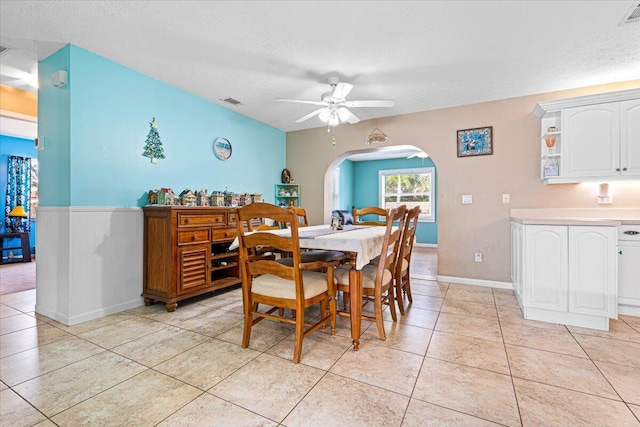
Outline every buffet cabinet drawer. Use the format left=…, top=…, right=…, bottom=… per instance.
left=178, top=229, right=210, bottom=245
left=212, top=228, right=236, bottom=241
left=178, top=212, right=226, bottom=227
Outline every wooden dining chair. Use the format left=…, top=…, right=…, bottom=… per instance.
left=395, top=206, right=421, bottom=315
left=294, top=207, right=309, bottom=227
left=352, top=206, right=388, bottom=226
left=251, top=222, right=283, bottom=257
left=334, top=205, right=406, bottom=340
left=235, top=202, right=337, bottom=363
left=277, top=205, right=346, bottom=269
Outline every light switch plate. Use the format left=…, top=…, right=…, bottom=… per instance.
left=502, top=194, right=510, bottom=203
left=462, top=195, right=472, bottom=204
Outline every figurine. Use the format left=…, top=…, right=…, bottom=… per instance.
left=196, top=189, right=211, bottom=206
left=179, top=189, right=197, bottom=206
left=147, top=190, right=159, bottom=205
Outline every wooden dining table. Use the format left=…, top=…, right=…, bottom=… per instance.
left=229, top=224, right=388, bottom=350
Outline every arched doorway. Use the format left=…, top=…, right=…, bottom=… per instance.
left=322, top=144, right=437, bottom=280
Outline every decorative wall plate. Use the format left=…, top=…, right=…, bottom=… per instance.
left=213, top=137, right=232, bottom=160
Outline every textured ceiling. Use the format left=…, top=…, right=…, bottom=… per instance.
left=1, top=1, right=639, bottom=132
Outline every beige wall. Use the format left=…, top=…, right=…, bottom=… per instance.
left=285, top=80, right=640, bottom=284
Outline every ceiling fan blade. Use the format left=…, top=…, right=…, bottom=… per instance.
left=295, top=108, right=326, bottom=123
left=277, top=98, right=327, bottom=106
left=343, top=100, right=395, bottom=108
left=332, top=82, right=353, bottom=99
left=337, top=107, right=360, bottom=124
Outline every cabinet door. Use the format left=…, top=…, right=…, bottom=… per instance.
left=563, top=103, right=620, bottom=177
left=568, top=227, right=617, bottom=317
left=524, top=225, right=568, bottom=312
left=510, top=221, right=524, bottom=302
left=618, top=244, right=640, bottom=306
left=179, top=246, right=209, bottom=293
left=620, top=99, right=640, bottom=177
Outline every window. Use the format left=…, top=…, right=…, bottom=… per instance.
left=379, top=167, right=434, bottom=222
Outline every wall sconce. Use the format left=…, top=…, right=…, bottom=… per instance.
left=597, top=183, right=612, bottom=204
left=8, top=205, right=28, bottom=232
left=52, top=70, right=68, bottom=87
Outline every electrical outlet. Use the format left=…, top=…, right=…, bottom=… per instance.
left=475, top=252, right=482, bottom=262
left=502, top=193, right=510, bottom=204
left=462, top=195, right=473, bottom=204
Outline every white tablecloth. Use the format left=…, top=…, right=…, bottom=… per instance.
left=229, top=224, right=387, bottom=270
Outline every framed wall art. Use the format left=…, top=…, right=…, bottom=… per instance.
left=457, top=126, right=493, bottom=157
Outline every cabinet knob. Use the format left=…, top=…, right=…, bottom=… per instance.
left=623, top=167, right=628, bottom=171
left=615, top=168, right=621, bottom=172
left=184, top=218, right=190, bottom=224
left=619, top=250, right=623, bottom=255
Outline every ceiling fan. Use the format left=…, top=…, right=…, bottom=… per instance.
left=277, top=77, right=395, bottom=126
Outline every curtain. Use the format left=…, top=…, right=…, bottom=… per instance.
left=4, top=156, right=31, bottom=233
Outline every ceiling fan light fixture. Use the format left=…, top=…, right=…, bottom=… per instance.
left=328, top=112, right=340, bottom=127
left=337, top=107, right=351, bottom=122
left=318, top=109, right=330, bottom=122
left=365, top=127, right=388, bottom=145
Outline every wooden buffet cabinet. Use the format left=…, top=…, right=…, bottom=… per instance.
left=142, top=206, right=250, bottom=311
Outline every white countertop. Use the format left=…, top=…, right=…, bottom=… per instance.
left=510, top=208, right=640, bottom=226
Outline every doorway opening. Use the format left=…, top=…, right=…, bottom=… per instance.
left=322, top=144, right=438, bottom=280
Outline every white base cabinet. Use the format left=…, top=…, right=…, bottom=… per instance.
left=618, top=243, right=640, bottom=316
left=511, top=222, right=617, bottom=330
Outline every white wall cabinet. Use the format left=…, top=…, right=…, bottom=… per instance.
left=562, top=102, right=620, bottom=178
left=511, top=222, right=617, bottom=330
left=533, top=89, right=640, bottom=184
left=620, top=99, right=640, bottom=176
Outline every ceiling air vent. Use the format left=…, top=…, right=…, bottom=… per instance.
left=620, top=2, right=640, bottom=25
left=221, top=97, right=243, bottom=106
left=0, top=45, right=10, bottom=56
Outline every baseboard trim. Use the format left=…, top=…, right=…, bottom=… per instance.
left=436, top=275, right=513, bottom=290
left=36, top=298, right=144, bottom=326
left=411, top=274, right=438, bottom=281
left=414, top=243, right=437, bottom=248
left=618, top=304, right=640, bottom=317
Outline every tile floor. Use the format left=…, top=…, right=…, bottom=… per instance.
left=1, top=249, right=639, bottom=426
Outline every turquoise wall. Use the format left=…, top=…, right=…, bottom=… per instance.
left=39, top=45, right=285, bottom=207
left=38, top=46, right=71, bottom=206
left=337, top=159, right=354, bottom=211
left=351, top=157, right=438, bottom=245
left=0, top=135, right=37, bottom=252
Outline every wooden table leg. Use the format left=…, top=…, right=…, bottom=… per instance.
left=19, top=233, right=31, bottom=262
left=349, top=263, right=362, bottom=350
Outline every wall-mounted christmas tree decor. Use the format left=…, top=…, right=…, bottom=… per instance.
left=142, top=117, right=166, bottom=163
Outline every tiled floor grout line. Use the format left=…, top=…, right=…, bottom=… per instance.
left=568, top=328, right=631, bottom=406
left=400, top=299, right=442, bottom=426
left=494, top=289, right=525, bottom=427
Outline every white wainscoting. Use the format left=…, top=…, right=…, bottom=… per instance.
left=36, top=207, right=144, bottom=325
